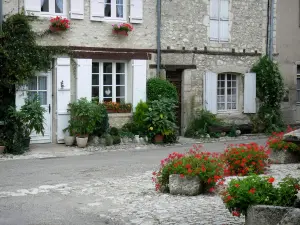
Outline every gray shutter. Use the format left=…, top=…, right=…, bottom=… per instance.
left=25, top=0, right=41, bottom=16
left=130, top=0, right=143, bottom=23
left=204, top=71, right=217, bottom=114
left=132, top=60, right=147, bottom=111
left=90, top=0, right=105, bottom=21
left=76, top=59, right=92, bottom=100
left=243, top=73, right=257, bottom=113
left=70, top=0, right=84, bottom=19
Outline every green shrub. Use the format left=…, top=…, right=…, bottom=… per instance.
left=222, top=175, right=300, bottom=217
left=147, top=78, right=178, bottom=102
left=112, top=135, right=121, bottom=145
left=119, top=130, right=135, bottom=139
left=133, top=101, right=148, bottom=133
left=109, top=127, right=119, bottom=136
left=103, top=134, right=113, bottom=146
left=121, top=122, right=139, bottom=134
left=93, top=103, right=109, bottom=137
left=184, top=109, right=223, bottom=138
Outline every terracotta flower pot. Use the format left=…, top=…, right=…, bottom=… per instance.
left=106, top=109, right=116, bottom=113
left=154, top=134, right=164, bottom=144
left=112, top=30, right=128, bottom=36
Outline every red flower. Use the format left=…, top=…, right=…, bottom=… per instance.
left=152, top=172, right=156, bottom=176
left=209, top=187, right=215, bottom=193
left=268, top=177, right=275, bottom=183
left=187, top=168, right=193, bottom=174
left=249, top=188, right=256, bottom=194
left=235, top=184, right=240, bottom=188
left=180, top=174, right=184, bottom=178
left=185, top=164, right=192, bottom=169
left=232, top=211, right=240, bottom=217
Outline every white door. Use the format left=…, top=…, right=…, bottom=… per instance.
left=27, top=72, right=52, bottom=143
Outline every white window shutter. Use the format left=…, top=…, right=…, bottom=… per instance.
left=219, top=21, right=229, bottom=41
left=90, top=0, right=105, bottom=21
left=130, top=0, right=143, bottom=23
left=210, top=0, right=219, bottom=19
left=220, top=0, right=229, bottom=20
left=56, top=58, right=71, bottom=143
left=210, top=20, right=219, bottom=41
left=132, top=60, right=147, bottom=111
left=15, top=85, right=28, bottom=110
left=70, top=0, right=84, bottom=19
left=204, top=71, right=217, bottom=114
left=24, top=0, right=41, bottom=16
left=76, top=59, right=92, bottom=100
left=244, top=73, right=256, bottom=113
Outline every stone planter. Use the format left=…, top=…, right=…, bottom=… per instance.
left=76, top=137, right=88, bottom=148
left=270, top=149, right=300, bottom=164
left=64, top=136, right=75, bottom=146
left=0, top=146, right=5, bottom=154
left=246, top=205, right=294, bottom=225
left=169, top=174, right=203, bottom=196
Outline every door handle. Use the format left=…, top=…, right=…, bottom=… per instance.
left=49, top=104, right=51, bottom=114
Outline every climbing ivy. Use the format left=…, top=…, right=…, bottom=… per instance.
left=0, top=12, right=70, bottom=88
left=251, top=55, right=285, bottom=133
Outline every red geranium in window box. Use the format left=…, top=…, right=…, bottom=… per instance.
left=49, top=16, right=70, bottom=33
left=112, top=23, right=133, bottom=36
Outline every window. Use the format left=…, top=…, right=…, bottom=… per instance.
left=41, top=0, right=64, bottom=14
left=217, top=73, right=238, bottom=111
left=27, top=76, right=48, bottom=105
left=92, top=62, right=126, bottom=103
left=297, top=65, right=300, bottom=103
left=104, top=0, right=125, bottom=19
left=210, top=0, right=229, bottom=42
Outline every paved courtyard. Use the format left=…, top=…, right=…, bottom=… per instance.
left=0, top=138, right=298, bottom=225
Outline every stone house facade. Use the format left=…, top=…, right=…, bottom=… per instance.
left=4, top=0, right=270, bottom=143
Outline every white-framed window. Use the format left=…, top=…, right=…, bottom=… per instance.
left=27, top=76, right=48, bottom=105
left=217, top=73, right=238, bottom=111
left=92, top=61, right=127, bottom=103
left=297, top=65, right=300, bottom=103
left=210, top=0, right=229, bottom=42
left=104, top=0, right=126, bottom=20
left=41, top=0, right=66, bottom=15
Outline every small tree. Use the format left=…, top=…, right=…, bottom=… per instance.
left=251, top=56, right=285, bottom=132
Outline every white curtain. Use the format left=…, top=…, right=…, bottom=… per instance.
left=116, top=0, right=123, bottom=17
left=56, top=0, right=63, bottom=13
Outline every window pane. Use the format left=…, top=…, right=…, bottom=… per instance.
left=27, top=92, right=36, bottom=101
left=297, top=91, right=300, bottom=102
left=297, top=65, right=300, bottom=75
left=55, top=0, right=63, bottom=13
left=103, top=63, right=112, bottom=73
left=232, top=81, right=236, bottom=87
left=28, top=77, right=37, bottom=90
left=105, top=0, right=111, bottom=17
left=232, top=103, right=237, bottom=109
left=38, top=91, right=47, bottom=105
left=227, top=103, right=232, bottom=110
left=227, top=95, right=231, bottom=102
left=116, top=74, right=125, bottom=85
left=217, top=96, right=225, bottom=103
left=103, top=98, right=112, bottom=102
left=297, top=78, right=300, bottom=89
left=41, top=0, right=49, bottom=12
left=116, top=97, right=125, bottom=103
left=38, top=77, right=47, bottom=90
left=227, top=74, right=232, bottom=80
left=217, top=103, right=225, bottom=110
left=232, top=95, right=237, bottom=103
left=116, top=5, right=123, bottom=18
left=92, top=63, right=99, bottom=73
left=103, top=75, right=112, bottom=85
left=116, top=86, right=125, bottom=97
left=232, top=88, right=236, bottom=95
left=103, top=86, right=112, bottom=97
left=232, top=74, right=237, bottom=80
left=116, top=63, right=125, bottom=73
left=227, top=89, right=232, bottom=95
left=92, top=75, right=99, bottom=85
left=92, top=87, right=99, bottom=98
left=227, top=81, right=231, bottom=87
left=219, top=74, right=225, bottom=80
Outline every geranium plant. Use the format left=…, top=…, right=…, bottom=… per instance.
left=112, top=23, right=133, bottom=36
left=222, top=175, right=300, bottom=217
left=152, top=144, right=225, bottom=193
left=223, top=142, right=269, bottom=176
left=267, top=126, right=300, bottom=152
left=49, top=16, right=70, bottom=32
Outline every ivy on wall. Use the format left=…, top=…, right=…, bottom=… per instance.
left=251, top=55, right=285, bottom=133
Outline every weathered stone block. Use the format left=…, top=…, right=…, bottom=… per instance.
left=277, top=208, right=300, bottom=225
left=246, top=205, right=291, bottom=225
left=270, top=150, right=300, bottom=164
left=169, top=174, right=202, bottom=196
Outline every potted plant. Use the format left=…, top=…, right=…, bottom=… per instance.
left=112, top=23, right=133, bottom=36
left=49, top=16, right=70, bottom=33
left=68, top=98, right=98, bottom=148
left=63, top=124, right=75, bottom=146
left=118, top=103, right=132, bottom=113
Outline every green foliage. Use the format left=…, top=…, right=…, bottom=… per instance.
left=145, top=98, right=177, bottom=141
left=102, top=134, right=113, bottom=146
left=147, top=78, right=178, bottom=102
left=222, top=175, right=300, bottom=217
left=121, top=122, right=139, bottom=135
left=251, top=56, right=285, bottom=133
left=112, top=135, right=121, bottom=145
left=184, top=109, right=223, bottom=137
left=0, top=13, right=70, bottom=88
left=109, top=127, right=119, bottom=136
left=119, top=130, right=135, bottom=139
left=68, top=98, right=106, bottom=137
left=133, top=101, right=148, bottom=134
left=92, top=103, right=109, bottom=137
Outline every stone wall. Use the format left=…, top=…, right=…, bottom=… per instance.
left=108, top=113, right=132, bottom=129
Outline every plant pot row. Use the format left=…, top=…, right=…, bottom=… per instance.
left=64, top=136, right=88, bottom=148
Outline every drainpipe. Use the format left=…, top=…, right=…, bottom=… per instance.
left=268, top=0, right=275, bottom=60
left=156, top=0, right=161, bottom=76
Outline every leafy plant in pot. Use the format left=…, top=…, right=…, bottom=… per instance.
left=11, top=95, right=46, bottom=151
left=62, top=124, right=75, bottom=146
left=68, top=98, right=98, bottom=148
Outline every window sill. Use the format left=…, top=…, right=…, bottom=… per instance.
left=217, top=110, right=240, bottom=115
left=108, top=113, right=132, bottom=117
left=103, top=18, right=127, bottom=23
left=36, top=14, right=67, bottom=19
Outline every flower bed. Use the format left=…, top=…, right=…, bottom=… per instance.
left=223, top=142, right=269, bottom=176
left=152, top=144, right=225, bottom=194
left=103, top=102, right=132, bottom=113
left=49, top=16, right=70, bottom=32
